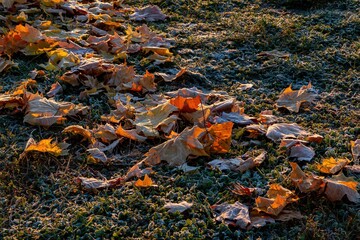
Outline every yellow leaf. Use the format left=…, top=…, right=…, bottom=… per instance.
left=24, top=138, right=67, bottom=156
left=134, top=174, right=156, bottom=187
left=317, top=157, right=349, bottom=174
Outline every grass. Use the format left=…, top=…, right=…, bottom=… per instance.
left=1, top=0, right=359, bottom=239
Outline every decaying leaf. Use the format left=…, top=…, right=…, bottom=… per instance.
left=164, top=201, right=193, bottom=213
left=46, top=82, right=63, bottom=97
left=317, top=157, right=349, bottom=174
left=125, top=163, right=153, bottom=180
left=351, top=139, right=360, bottom=164
left=134, top=174, right=157, bottom=187
left=23, top=138, right=68, bottom=156
left=24, top=93, right=88, bottom=127
left=144, top=126, right=208, bottom=166
left=230, top=183, right=265, bottom=196
left=208, top=150, right=266, bottom=173
left=116, top=125, right=147, bottom=142
left=324, top=173, right=360, bottom=203
left=289, top=143, right=315, bottom=162
left=135, top=101, right=178, bottom=137
left=62, top=125, right=95, bottom=144
left=130, top=5, right=167, bottom=21
left=212, top=201, right=251, bottom=229
left=289, top=162, right=325, bottom=193
left=255, top=195, right=288, bottom=216
left=266, top=123, right=310, bottom=142
left=255, top=184, right=298, bottom=216
left=75, top=176, right=124, bottom=191
left=276, top=83, right=318, bottom=112
left=87, top=148, right=108, bottom=163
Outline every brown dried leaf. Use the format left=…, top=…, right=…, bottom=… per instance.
left=266, top=123, right=310, bottom=142
left=276, top=83, right=318, bottom=112
left=63, top=125, right=94, bottom=143
left=289, top=162, right=325, bottom=193
left=289, top=143, right=315, bottom=162
left=87, top=148, right=108, bottom=163
left=46, top=82, right=63, bottom=97
left=324, top=173, right=360, bottom=203
left=75, top=176, right=124, bottom=191
left=130, top=5, right=167, bottom=22
left=212, top=201, right=251, bottom=229
left=116, top=125, right=147, bottom=142
left=255, top=195, right=288, bottom=216
left=0, top=58, right=18, bottom=73
left=144, top=126, right=208, bottom=166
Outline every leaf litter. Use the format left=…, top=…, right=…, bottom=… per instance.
left=0, top=0, right=359, bottom=235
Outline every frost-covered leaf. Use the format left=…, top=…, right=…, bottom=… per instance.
left=75, top=177, right=124, bottom=191
left=266, top=123, right=310, bottom=142
left=164, top=201, right=193, bottom=213
left=212, top=201, right=251, bottom=229
left=276, top=83, right=318, bottom=112
left=289, top=143, right=315, bottom=161
left=324, top=173, right=360, bottom=203
left=130, top=5, right=167, bottom=21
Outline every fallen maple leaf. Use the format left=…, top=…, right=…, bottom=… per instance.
left=62, top=125, right=95, bottom=144
left=134, top=174, right=157, bottom=187
left=170, top=95, right=201, bottom=113
left=135, top=101, right=178, bottom=137
left=164, top=201, right=193, bottom=213
left=205, top=122, right=234, bottom=154
left=230, top=183, right=264, bottom=196
left=75, top=176, right=124, bottom=191
left=211, top=201, right=251, bottom=229
left=255, top=195, right=288, bottom=216
left=93, top=124, right=118, bottom=143
left=317, top=157, right=349, bottom=174
left=24, top=93, right=88, bottom=127
left=266, top=184, right=299, bottom=203
left=276, top=83, right=318, bottom=112
left=143, top=126, right=208, bottom=166
left=324, top=173, right=360, bottom=203
left=23, top=138, right=68, bottom=156
left=125, top=163, right=153, bottom=180
left=116, top=125, right=147, bottom=142
left=289, top=143, right=315, bottom=162
left=289, top=162, right=325, bottom=193
left=130, top=5, right=167, bottom=22
left=266, top=123, right=310, bottom=142
left=46, top=82, right=63, bottom=97
left=87, top=148, right=108, bottom=163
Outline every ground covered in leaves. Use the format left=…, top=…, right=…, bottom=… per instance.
left=0, top=0, right=359, bottom=239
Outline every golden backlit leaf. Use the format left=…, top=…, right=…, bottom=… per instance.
left=206, top=122, right=234, bottom=154
left=255, top=195, right=288, bottom=216
left=317, top=157, right=349, bottom=174
left=134, top=174, right=156, bottom=187
left=170, top=95, right=201, bottom=113
left=267, top=184, right=299, bottom=203
left=116, top=125, right=147, bottom=142
left=324, top=173, right=360, bottom=203
left=276, top=83, right=318, bottom=112
left=24, top=138, right=68, bottom=156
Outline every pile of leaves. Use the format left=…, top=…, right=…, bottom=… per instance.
left=0, top=0, right=359, bottom=234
